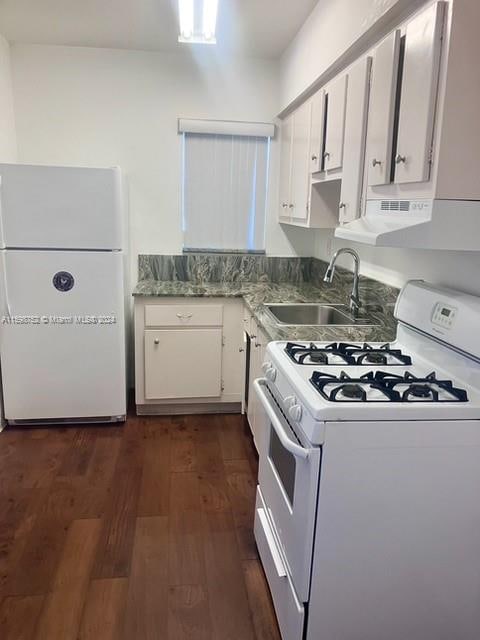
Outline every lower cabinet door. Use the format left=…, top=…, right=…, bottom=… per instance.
left=144, top=328, right=222, bottom=399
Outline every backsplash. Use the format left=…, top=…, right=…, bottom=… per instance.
left=138, top=254, right=399, bottom=305
left=138, top=253, right=310, bottom=284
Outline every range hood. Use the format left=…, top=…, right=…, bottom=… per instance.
left=335, top=199, right=480, bottom=250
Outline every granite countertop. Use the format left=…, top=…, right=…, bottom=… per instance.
left=133, top=279, right=398, bottom=343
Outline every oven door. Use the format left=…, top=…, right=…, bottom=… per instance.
left=254, top=378, right=321, bottom=602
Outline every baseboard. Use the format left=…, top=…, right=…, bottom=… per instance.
left=136, top=402, right=242, bottom=416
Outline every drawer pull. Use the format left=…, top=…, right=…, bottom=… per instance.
left=176, top=313, right=193, bottom=320
left=154, top=338, right=159, bottom=345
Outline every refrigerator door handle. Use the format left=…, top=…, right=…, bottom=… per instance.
left=0, top=175, right=4, bottom=248
left=0, top=255, right=12, bottom=319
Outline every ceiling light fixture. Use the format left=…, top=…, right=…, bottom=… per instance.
left=202, top=0, right=218, bottom=42
left=178, top=0, right=194, bottom=40
left=178, top=0, right=218, bottom=45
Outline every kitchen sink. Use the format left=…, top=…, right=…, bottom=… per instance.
left=264, top=303, right=376, bottom=326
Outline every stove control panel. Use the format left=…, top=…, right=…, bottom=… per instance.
left=432, top=301, right=457, bottom=330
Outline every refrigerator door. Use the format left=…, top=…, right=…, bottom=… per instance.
left=0, top=250, right=126, bottom=421
left=0, top=164, right=123, bottom=250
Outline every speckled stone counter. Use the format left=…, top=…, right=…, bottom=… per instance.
left=133, top=277, right=398, bottom=343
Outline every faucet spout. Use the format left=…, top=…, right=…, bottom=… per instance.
left=323, top=248, right=362, bottom=318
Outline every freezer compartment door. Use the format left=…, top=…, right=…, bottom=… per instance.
left=0, top=250, right=126, bottom=420
left=0, top=164, right=123, bottom=250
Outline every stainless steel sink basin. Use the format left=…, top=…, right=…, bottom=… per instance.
left=264, top=303, right=376, bottom=326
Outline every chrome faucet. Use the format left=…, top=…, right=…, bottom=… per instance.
left=323, top=248, right=362, bottom=318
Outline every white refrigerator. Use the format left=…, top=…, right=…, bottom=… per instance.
left=0, top=163, right=127, bottom=425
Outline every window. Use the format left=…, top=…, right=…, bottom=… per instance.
left=179, top=119, right=274, bottom=252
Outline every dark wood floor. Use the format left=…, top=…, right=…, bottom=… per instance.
left=0, top=412, right=281, bottom=640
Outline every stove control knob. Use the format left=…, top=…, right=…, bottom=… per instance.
left=284, top=395, right=296, bottom=410
left=265, top=366, right=277, bottom=382
left=261, top=361, right=272, bottom=374
left=288, top=404, right=303, bottom=422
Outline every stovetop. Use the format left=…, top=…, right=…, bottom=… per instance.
left=263, top=336, right=480, bottom=426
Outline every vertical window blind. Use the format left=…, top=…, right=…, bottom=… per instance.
left=180, top=123, right=272, bottom=252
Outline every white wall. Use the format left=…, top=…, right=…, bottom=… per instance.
left=280, top=0, right=414, bottom=110
left=10, top=43, right=315, bottom=282
left=0, top=34, right=17, bottom=161
left=281, top=0, right=480, bottom=297
left=315, top=232, right=480, bottom=296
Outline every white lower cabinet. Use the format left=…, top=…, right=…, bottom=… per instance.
left=144, top=328, right=222, bottom=400
left=135, top=297, right=244, bottom=413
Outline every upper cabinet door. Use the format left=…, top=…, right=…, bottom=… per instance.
left=323, top=74, right=348, bottom=172
left=279, top=113, right=293, bottom=219
left=290, top=100, right=312, bottom=222
left=394, top=2, right=445, bottom=184
left=339, top=56, right=372, bottom=224
left=366, top=30, right=401, bottom=187
left=309, top=90, right=325, bottom=173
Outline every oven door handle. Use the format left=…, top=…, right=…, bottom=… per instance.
left=254, top=378, right=309, bottom=460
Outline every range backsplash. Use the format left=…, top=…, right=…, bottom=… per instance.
left=138, top=254, right=399, bottom=305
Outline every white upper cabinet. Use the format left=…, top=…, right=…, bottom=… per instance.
left=290, top=100, right=312, bottom=223
left=279, top=113, right=293, bottom=220
left=339, top=56, right=372, bottom=224
left=366, top=30, right=401, bottom=187
left=394, top=2, right=445, bottom=184
left=322, top=74, right=348, bottom=172
left=309, top=90, right=325, bottom=173
left=278, top=101, right=312, bottom=224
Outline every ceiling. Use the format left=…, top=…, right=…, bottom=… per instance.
left=0, top=0, right=318, bottom=58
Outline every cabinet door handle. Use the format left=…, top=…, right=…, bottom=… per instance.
left=239, top=347, right=244, bottom=352
left=339, top=202, right=346, bottom=209
left=395, top=154, right=406, bottom=164
left=372, top=158, right=382, bottom=167
left=323, top=151, right=330, bottom=159
left=154, top=338, right=160, bottom=345
left=311, top=154, right=318, bottom=161
left=281, top=202, right=288, bottom=208
left=288, top=203, right=294, bottom=209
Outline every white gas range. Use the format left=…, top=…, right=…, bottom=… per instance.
left=253, top=281, right=480, bottom=640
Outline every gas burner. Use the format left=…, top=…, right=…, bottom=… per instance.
left=310, top=370, right=468, bottom=403
left=339, top=384, right=365, bottom=400
left=340, top=342, right=413, bottom=366
left=285, top=342, right=354, bottom=366
left=285, top=342, right=412, bottom=366
left=310, top=371, right=400, bottom=403
left=407, top=384, right=432, bottom=399
left=373, top=371, right=469, bottom=402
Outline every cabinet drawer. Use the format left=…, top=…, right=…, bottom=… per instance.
left=145, top=304, right=223, bottom=328
left=144, top=329, right=222, bottom=399
left=254, top=488, right=305, bottom=640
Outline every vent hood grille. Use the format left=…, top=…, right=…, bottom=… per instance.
left=380, top=200, right=410, bottom=212
left=334, top=199, right=480, bottom=250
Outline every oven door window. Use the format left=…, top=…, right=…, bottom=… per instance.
left=269, top=424, right=296, bottom=506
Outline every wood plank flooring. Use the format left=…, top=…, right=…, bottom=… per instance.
left=0, top=413, right=281, bottom=640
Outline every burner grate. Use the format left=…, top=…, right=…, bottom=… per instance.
left=310, top=370, right=468, bottom=403
left=285, top=342, right=412, bottom=366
